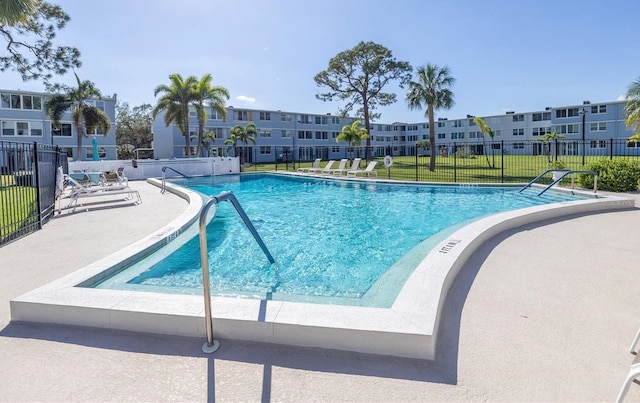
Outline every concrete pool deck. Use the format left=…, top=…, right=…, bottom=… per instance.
left=2, top=180, right=640, bottom=401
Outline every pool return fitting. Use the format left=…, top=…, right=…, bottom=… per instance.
left=198, top=191, right=275, bottom=353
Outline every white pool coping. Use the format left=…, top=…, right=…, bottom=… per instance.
left=10, top=177, right=635, bottom=359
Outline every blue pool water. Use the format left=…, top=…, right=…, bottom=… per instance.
left=95, top=174, right=587, bottom=306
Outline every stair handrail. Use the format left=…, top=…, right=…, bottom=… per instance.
left=198, top=191, right=274, bottom=354
left=519, top=169, right=598, bottom=196
left=161, top=166, right=189, bottom=193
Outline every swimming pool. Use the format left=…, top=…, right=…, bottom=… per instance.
left=95, top=174, right=588, bottom=307
left=12, top=174, right=633, bottom=359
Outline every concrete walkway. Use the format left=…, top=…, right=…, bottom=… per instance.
left=1, top=182, right=640, bottom=401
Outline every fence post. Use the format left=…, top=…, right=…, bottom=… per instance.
left=453, top=142, right=457, bottom=183
left=415, top=146, right=418, bottom=182
left=33, top=142, right=43, bottom=229
left=610, top=138, right=613, bottom=160
left=501, top=140, right=504, bottom=183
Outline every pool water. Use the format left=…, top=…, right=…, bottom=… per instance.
left=95, top=174, right=585, bottom=306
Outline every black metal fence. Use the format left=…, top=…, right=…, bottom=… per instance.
left=0, top=141, right=68, bottom=246
left=245, top=139, right=640, bottom=183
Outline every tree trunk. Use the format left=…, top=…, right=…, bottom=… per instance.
left=428, top=104, right=436, bottom=172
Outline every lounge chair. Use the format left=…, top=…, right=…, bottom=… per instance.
left=322, top=158, right=347, bottom=175
left=63, top=174, right=141, bottom=212
left=297, top=158, right=322, bottom=173
left=617, top=327, right=640, bottom=402
left=104, top=166, right=128, bottom=186
left=333, top=158, right=361, bottom=176
left=346, top=161, right=378, bottom=177
left=308, top=160, right=335, bottom=174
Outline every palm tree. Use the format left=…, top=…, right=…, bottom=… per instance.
left=230, top=122, right=257, bottom=165
left=202, top=130, right=217, bottom=157
left=337, top=120, right=369, bottom=159
left=192, top=74, right=229, bottom=157
left=406, top=64, right=455, bottom=171
left=224, top=130, right=241, bottom=160
left=624, top=76, right=640, bottom=141
left=537, top=131, right=565, bottom=163
left=473, top=117, right=495, bottom=169
left=44, top=73, right=111, bottom=161
left=0, top=0, right=37, bottom=24
left=152, top=73, right=198, bottom=157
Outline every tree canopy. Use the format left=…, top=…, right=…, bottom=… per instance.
left=314, top=41, right=412, bottom=158
left=337, top=120, right=369, bottom=147
left=116, top=102, right=153, bottom=159
left=0, top=0, right=81, bottom=86
left=406, top=64, right=455, bottom=171
left=624, top=76, right=640, bottom=141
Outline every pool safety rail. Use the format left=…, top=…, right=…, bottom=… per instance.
left=160, top=166, right=189, bottom=194
left=519, top=169, right=598, bottom=196
left=198, top=191, right=275, bottom=353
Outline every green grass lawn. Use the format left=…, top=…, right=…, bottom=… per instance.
left=0, top=185, right=37, bottom=241
left=247, top=154, right=626, bottom=184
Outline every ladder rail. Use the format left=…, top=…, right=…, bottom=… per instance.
left=519, top=169, right=598, bottom=196
left=198, top=191, right=274, bottom=354
left=161, top=166, right=189, bottom=194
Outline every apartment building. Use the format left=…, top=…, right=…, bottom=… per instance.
left=0, top=89, right=118, bottom=161
left=153, top=100, right=636, bottom=162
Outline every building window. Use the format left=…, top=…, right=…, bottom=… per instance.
left=408, top=124, right=418, bottom=131
left=451, top=132, right=464, bottom=139
left=556, top=108, right=579, bottom=118
left=259, top=146, right=271, bottom=155
left=259, top=130, right=271, bottom=138
left=627, top=141, right=640, bottom=148
left=590, top=122, right=607, bottom=132
left=512, top=114, right=524, bottom=122
left=331, top=117, right=340, bottom=124
left=280, top=113, right=291, bottom=122
left=532, top=112, right=551, bottom=121
left=494, top=129, right=501, bottom=137
left=453, top=120, right=464, bottom=128
left=437, top=133, right=445, bottom=139
left=234, top=110, right=248, bottom=120
left=532, top=127, right=551, bottom=136
left=590, top=140, right=607, bottom=148
left=315, top=116, right=327, bottom=125
left=513, top=142, right=525, bottom=149
left=298, top=130, right=312, bottom=139
left=259, top=112, right=271, bottom=121
left=1, top=121, right=15, bottom=135
left=438, top=122, right=446, bottom=128
left=512, top=128, right=524, bottom=136
left=298, top=114, right=312, bottom=124
left=591, top=105, right=606, bottom=114
left=52, top=123, right=72, bottom=136
left=315, top=131, right=328, bottom=140
left=557, top=124, right=579, bottom=134
left=281, top=129, right=292, bottom=138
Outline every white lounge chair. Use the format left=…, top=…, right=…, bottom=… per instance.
left=308, top=160, right=335, bottom=174
left=347, top=161, right=378, bottom=177
left=617, top=326, right=640, bottom=402
left=333, top=158, right=361, bottom=176
left=297, top=158, right=322, bottom=173
left=64, top=174, right=141, bottom=212
left=322, top=159, right=347, bottom=175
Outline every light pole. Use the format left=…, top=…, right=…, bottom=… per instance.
left=579, top=107, right=587, bottom=166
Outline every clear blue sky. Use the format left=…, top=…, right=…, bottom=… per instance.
left=4, top=0, right=640, bottom=123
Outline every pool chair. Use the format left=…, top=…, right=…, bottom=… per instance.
left=333, top=158, right=361, bottom=176
left=297, top=158, right=322, bottom=174
left=322, top=158, right=347, bottom=175
left=104, top=166, right=128, bottom=186
left=347, top=161, right=378, bottom=178
left=63, top=174, right=141, bottom=212
left=617, top=326, right=640, bottom=402
left=307, top=160, right=334, bottom=174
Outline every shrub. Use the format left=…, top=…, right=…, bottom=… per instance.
left=578, top=158, right=640, bottom=192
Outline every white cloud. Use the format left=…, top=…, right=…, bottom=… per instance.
left=618, top=94, right=628, bottom=101
left=236, top=95, right=256, bottom=103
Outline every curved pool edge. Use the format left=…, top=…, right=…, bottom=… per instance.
left=9, top=180, right=636, bottom=360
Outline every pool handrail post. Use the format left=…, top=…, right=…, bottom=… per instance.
left=198, top=191, right=275, bottom=353
left=199, top=198, right=219, bottom=353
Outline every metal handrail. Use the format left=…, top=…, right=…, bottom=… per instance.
left=160, top=166, right=189, bottom=193
left=199, top=191, right=275, bottom=353
left=519, top=169, right=598, bottom=196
